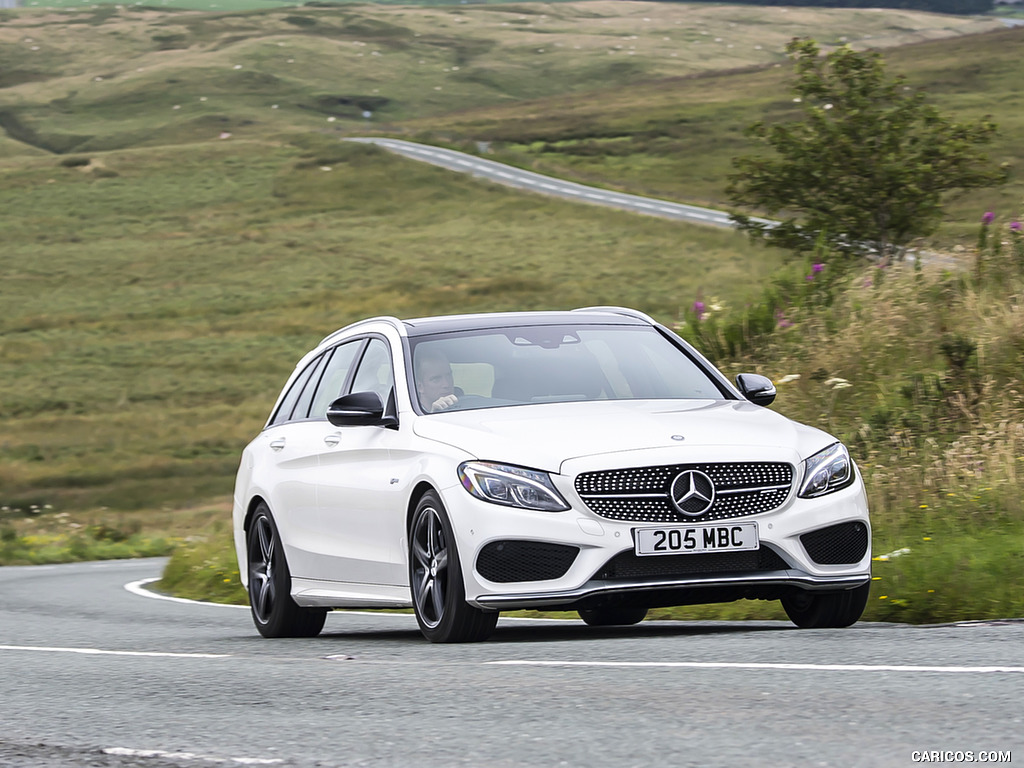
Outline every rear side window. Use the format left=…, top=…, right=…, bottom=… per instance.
left=268, top=353, right=326, bottom=427
left=308, top=341, right=363, bottom=420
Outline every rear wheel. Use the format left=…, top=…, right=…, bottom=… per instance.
left=781, top=582, right=870, bottom=629
left=409, top=491, right=498, bottom=643
left=247, top=504, right=327, bottom=638
left=578, top=606, right=648, bottom=627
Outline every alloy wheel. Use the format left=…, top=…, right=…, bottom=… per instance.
left=411, top=505, right=449, bottom=629
left=249, top=514, right=277, bottom=625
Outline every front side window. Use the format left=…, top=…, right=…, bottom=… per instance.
left=350, top=338, right=396, bottom=404
left=410, top=324, right=726, bottom=414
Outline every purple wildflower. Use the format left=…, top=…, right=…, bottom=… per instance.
left=806, top=274, right=815, bottom=282
left=982, top=211, right=995, bottom=225
left=693, top=300, right=705, bottom=320
left=812, top=263, right=825, bottom=273
left=1011, top=221, right=1022, bottom=233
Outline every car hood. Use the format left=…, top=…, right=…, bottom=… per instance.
left=411, top=399, right=835, bottom=473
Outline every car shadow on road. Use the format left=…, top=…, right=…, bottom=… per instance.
left=488, top=620, right=795, bottom=644
left=305, top=618, right=797, bottom=646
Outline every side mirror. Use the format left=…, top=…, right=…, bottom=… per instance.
left=327, top=391, right=398, bottom=428
left=735, top=373, right=776, bottom=406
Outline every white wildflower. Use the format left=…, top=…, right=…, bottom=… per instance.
left=778, top=374, right=801, bottom=384
left=875, top=547, right=911, bottom=561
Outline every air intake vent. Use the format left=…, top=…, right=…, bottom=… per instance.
left=476, top=540, right=579, bottom=583
left=800, top=522, right=869, bottom=565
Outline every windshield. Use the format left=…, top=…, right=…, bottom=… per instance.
left=409, top=324, right=728, bottom=414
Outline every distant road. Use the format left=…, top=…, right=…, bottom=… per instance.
left=347, top=137, right=965, bottom=268
left=347, top=137, right=775, bottom=230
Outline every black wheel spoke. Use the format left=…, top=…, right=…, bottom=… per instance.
left=255, top=574, right=272, bottom=619
left=426, top=513, right=437, bottom=557
left=412, top=539, right=431, bottom=568
left=430, top=575, right=444, bottom=619
left=258, top=520, right=274, bottom=564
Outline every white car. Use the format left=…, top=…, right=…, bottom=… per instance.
left=232, top=307, right=870, bottom=643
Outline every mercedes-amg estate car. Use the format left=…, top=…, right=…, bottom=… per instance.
left=232, top=307, right=870, bottom=642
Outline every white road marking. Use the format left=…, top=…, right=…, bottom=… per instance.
left=124, top=578, right=248, bottom=609
left=0, top=644, right=230, bottom=659
left=104, top=747, right=282, bottom=764
left=488, top=660, right=1024, bottom=674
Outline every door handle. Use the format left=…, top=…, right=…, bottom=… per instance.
left=269, top=438, right=286, bottom=451
left=323, top=433, right=342, bottom=447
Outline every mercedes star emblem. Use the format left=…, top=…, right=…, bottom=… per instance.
left=669, top=470, right=716, bottom=516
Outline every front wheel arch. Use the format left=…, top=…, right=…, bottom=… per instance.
left=408, top=490, right=497, bottom=643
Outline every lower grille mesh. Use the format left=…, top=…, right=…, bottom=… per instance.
left=596, top=546, right=790, bottom=580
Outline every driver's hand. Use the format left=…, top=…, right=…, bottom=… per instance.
left=430, top=394, right=459, bottom=412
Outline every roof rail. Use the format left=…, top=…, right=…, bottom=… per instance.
left=318, top=316, right=406, bottom=346
left=573, top=306, right=657, bottom=325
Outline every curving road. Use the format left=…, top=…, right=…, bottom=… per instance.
left=346, top=137, right=777, bottom=230
left=1, top=559, right=1021, bottom=767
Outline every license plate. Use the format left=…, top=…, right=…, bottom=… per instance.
left=635, top=523, right=759, bottom=556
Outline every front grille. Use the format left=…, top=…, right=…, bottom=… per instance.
left=596, top=546, right=790, bottom=580
left=476, top=540, right=579, bottom=583
left=575, top=462, right=794, bottom=523
left=800, top=521, right=869, bottom=565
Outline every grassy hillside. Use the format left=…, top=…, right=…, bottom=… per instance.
left=0, top=2, right=1005, bottom=149
left=2, top=2, right=1009, bottom=520
left=0, top=136, right=790, bottom=521
left=405, top=24, right=1024, bottom=247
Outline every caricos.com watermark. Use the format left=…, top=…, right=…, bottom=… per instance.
left=912, top=752, right=1011, bottom=764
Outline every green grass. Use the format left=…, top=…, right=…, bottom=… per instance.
left=0, top=136, right=789, bottom=515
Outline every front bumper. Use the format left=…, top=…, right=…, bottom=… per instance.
left=440, top=461, right=871, bottom=613
left=473, top=570, right=870, bottom=611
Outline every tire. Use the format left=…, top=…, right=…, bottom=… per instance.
left=409, top=491, right=498, bottom=643
left=578, top=606, right=649, bottom=627
left=247, top=503, right=327, bottom=638
left=781, top=582, right=870, bottom=629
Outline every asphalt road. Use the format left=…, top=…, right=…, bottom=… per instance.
left=346, top=137, right=777, bottom=230
left=1, top=559, right=1021, bottom=768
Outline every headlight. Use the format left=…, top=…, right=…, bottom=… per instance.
left=798, top=442, right=855, bottom=498
left=458, top=462, right=570, bottom=512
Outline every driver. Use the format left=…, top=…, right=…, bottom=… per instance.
left=415, top=349, right=460, bottom=412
